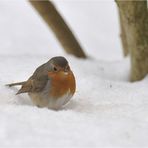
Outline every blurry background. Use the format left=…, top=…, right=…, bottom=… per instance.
left=0, top=0, right=122, bottom=60
left=1, top=1, right=148, bottom=147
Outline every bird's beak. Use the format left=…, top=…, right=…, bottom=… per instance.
left=48, top=70, right=69, bottom=78
left=64, top=66, right=70, bottom=74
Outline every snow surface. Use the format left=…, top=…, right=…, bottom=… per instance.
left=0, top=0, right=148, bottom=147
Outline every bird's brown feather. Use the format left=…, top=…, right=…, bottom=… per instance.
left=17, top=63, right=49, bottom=94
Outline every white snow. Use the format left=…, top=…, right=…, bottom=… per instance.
left=0, top=0, right=148, bottom=147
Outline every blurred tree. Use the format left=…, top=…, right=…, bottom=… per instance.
left=118, top=9, right=129, bottom=57
left=29, top=0, right=86, bottom=58
left=116, top=1, right=148, bottom=81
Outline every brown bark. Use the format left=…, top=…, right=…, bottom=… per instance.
left=118, top=9, right=129, bottom=56
left=29, top=0, right=86, bottom=58
left=116, top=1, right=148, bottom=81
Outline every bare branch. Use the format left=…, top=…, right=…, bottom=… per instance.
left=29, top=1, right=87, bottom=58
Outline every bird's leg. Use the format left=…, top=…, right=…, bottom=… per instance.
left=6, top=81, right=26, bottom=87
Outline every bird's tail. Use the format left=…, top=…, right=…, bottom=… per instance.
left=6, top=81, right=26, bottom=87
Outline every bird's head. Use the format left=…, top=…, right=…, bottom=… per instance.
left=47, top=56, right=71, bottom=78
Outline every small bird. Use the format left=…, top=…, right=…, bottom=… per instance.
left=7, top=56, right=76, bottom=110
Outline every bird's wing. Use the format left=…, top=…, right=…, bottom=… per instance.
left=17, top=63, right=49, bottom=94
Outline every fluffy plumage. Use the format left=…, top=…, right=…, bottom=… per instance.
left=7, top=56, right=76, bottom=110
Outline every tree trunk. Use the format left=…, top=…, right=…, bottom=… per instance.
left=118, top=9, right=129, bottom=56
left=116, top=1, right=148, bottom=81
left=29, top=0, right=86, bottom=58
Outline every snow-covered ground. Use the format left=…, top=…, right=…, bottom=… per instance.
left=0, top=0, right=148, bottom=147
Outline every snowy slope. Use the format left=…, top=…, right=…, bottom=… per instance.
left=0, top=0, right=148, bottom=147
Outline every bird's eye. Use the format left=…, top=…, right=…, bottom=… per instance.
left=53, top=67, right=58, bottom=71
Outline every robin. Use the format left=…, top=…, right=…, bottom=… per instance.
left=7, top=56, right=76, bottom=110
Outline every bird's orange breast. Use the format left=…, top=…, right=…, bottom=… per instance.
left=48, top=70, right=76, bottom=99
